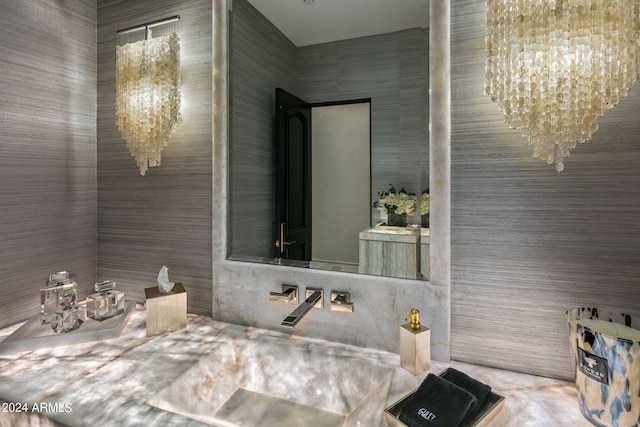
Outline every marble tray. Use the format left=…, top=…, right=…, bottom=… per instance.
left=383, top=371, right=505, bottom=427
left=0, top=301, right=134, bottom=354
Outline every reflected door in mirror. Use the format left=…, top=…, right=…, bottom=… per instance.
left=275, top=88, right=312, bottom=261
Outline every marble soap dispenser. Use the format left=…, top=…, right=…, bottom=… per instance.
left=400, top=308, right=431, bottom=375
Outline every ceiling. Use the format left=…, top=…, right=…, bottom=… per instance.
left=243, top=0, right=429, bottom=47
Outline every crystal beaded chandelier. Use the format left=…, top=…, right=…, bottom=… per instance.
left=116, top=17, right=181, bottom=176
left=485, top=1, right=640, bottom=171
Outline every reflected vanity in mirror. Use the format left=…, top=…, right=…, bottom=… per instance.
left=228, top=0, right=430, bottom=280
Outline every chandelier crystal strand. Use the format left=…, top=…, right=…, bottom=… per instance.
left=116, top=32, right=182, bottom=176
left=485, top=0, right=640, bottom=172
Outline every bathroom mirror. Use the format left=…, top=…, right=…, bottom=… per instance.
left=228, top=0, right=430, bottom=280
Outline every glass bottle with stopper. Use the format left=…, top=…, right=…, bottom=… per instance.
left=40, top=271, right=82, bottom=333
left=87, top=280, right=125, bottom=320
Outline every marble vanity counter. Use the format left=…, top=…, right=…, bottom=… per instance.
left=0, top=308, right=590, bottom=426
left=359, top=226, right=421, bottom=279
left=359, top=225, right=421, bottom=242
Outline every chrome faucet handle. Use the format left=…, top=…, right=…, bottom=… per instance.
left=305, top=289, right=323, bottom=309
left=281, top=289, right=323, bottom=327
left=269, top=285, right=298, bottom=305
left=330, top=291, right=354, bottom=313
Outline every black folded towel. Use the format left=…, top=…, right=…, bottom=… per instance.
left=398, top=373, right=476, bottom=427
left=440, top=368, right=492, bottom=423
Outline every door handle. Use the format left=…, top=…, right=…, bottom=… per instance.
left=275, top=223, right=296, bottom=253
left=275, top=240, right=296, bottom=248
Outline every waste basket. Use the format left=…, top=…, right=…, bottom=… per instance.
left=566, top=307, right=640, bottom=427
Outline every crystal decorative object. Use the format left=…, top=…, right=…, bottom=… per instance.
left=48, top=271, right=70, bottom=285
left=157, top=265, right=175, bottom=294
left=485, top=0, right=640, bottom=171
left=116, top=32, right=181, bottom=176
left=87, top=280, right=125, bottom=321
left=40, top=272, right=81, bottom=333
left=51, top=306, right=81, bottom=334
left=41, top=272, right=76, bottom=325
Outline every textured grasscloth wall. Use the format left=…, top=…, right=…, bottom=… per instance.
left=229, top=0, right=298, bottom=258
left=0, top=1, right=97, bottom=328
left=450, top=0, right=640, bottom=379
left=97, top=0, right=212, bottom=315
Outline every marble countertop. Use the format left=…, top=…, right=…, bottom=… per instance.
left=0, top=308, right=591, bottom=426
left=360, top=226, right=421, bottom=243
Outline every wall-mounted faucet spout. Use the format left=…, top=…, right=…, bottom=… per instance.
left=281, top=290, right=322, bottom=327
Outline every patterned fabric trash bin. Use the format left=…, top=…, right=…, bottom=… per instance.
left=566, top=308, right=640, bottom=427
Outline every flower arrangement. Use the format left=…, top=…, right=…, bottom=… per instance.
left=421, top=188, right=430, bottom=215
left=373, top=185, right=418, bottom=215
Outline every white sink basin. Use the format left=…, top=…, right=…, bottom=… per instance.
left=147, top=330, right=394, bottom=426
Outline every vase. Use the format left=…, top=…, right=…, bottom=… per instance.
left=421, top=214, right=429, bottom=228
left=387, top=212, right=407, bottom=227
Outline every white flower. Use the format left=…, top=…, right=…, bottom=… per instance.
left=421, top=191, right=430, bottom=215
left=373, top=185, right=419, bottom=215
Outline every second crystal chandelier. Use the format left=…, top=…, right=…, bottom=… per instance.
left=485, top=1, right=640, bottom=171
